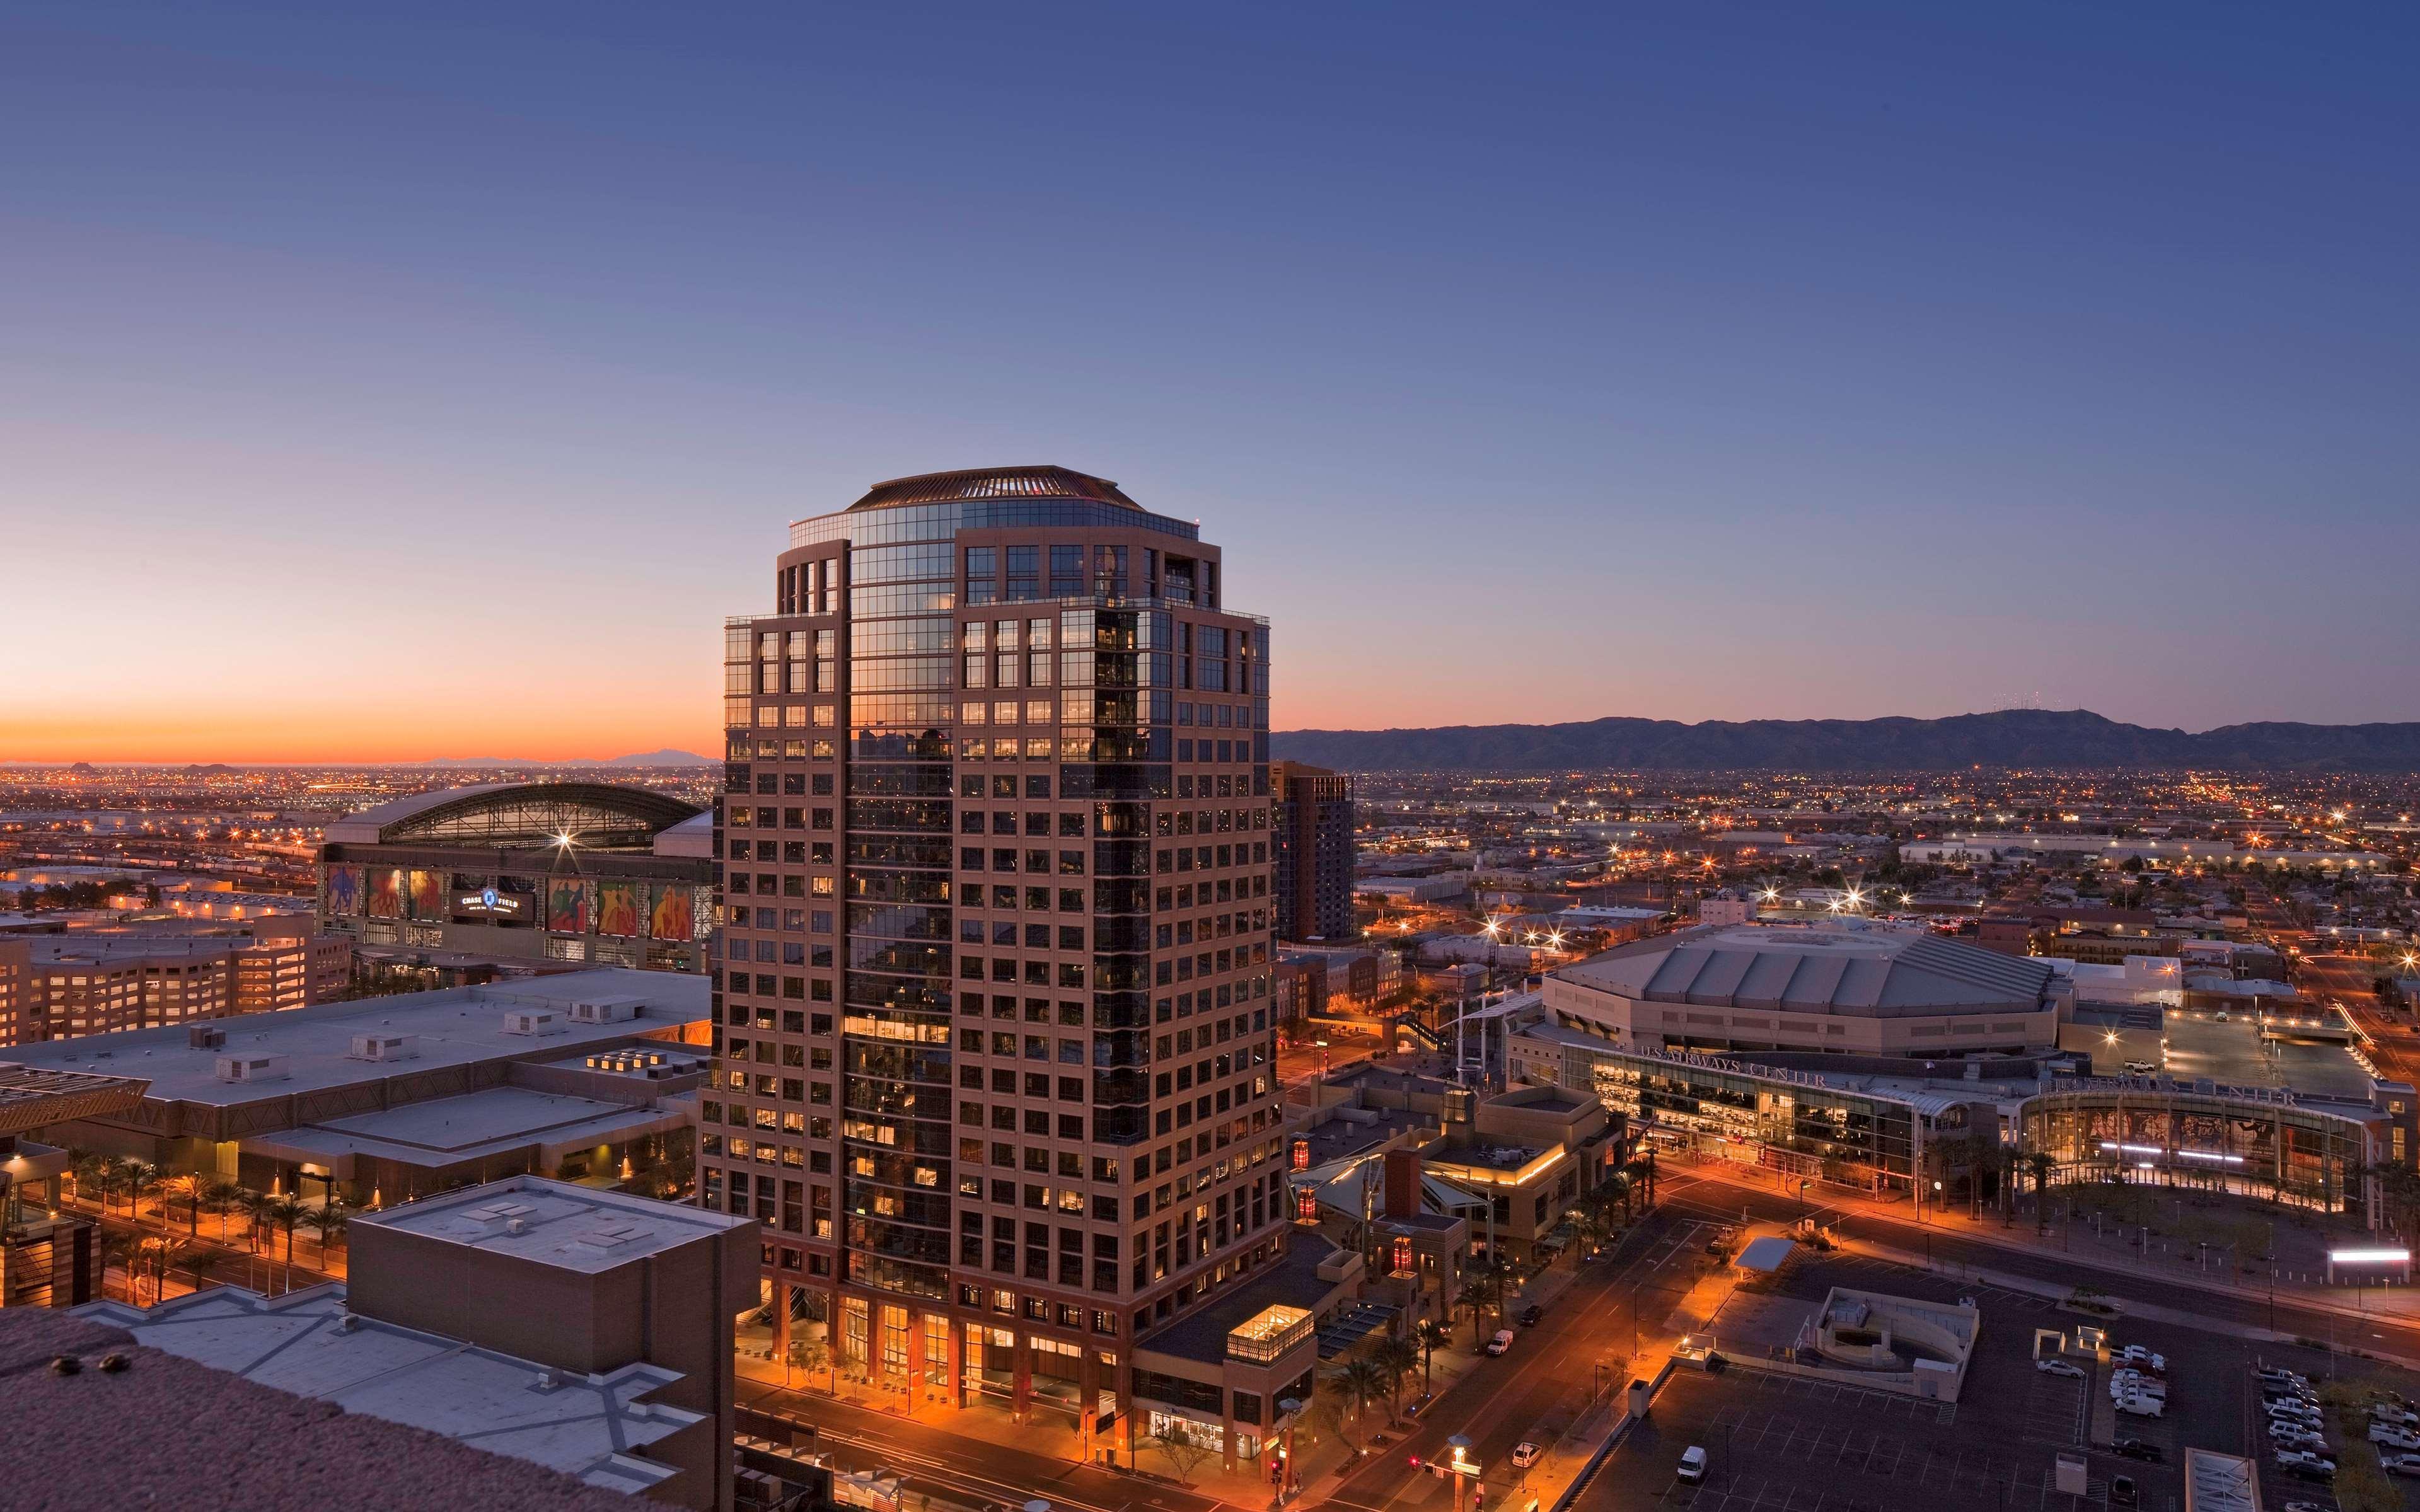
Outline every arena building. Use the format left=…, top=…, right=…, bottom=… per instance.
left=317, top=782, right=714, bottom=976
left=1540, top=921, right=2064, bottom=1059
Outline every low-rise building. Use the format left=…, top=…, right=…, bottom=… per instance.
left=0, top=917, right=347, bottom=1047
left=0, top=967, right=709, bottom=1207
left=72, top=1175, right=756, bottom=1510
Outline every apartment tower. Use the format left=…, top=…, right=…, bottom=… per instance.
left=707, top=467, right=1282, bottom=1454
left=1270, top=761, right=1355, bottom=942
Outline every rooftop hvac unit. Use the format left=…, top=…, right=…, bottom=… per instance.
left=566, top=996, right=644, bottom=1025
left=501, top=1010, right=565, bottom=1037
left=347, top=1034, right=418, bottom=1062
left=188, top=1025, right=227, bottom=1051
left=214, top=1053, right=290, bottom=1084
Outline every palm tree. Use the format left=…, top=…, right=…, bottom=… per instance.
left=1457, top=1266, right=1504, bottom=1349
left=71, top=1154, right=112, bottom=1211
left=199, top=1179, right=246, bottom=1242
left=180, top=1245, right=226, bottom=1298
left=1321, top=1358, right=1387, bottom=1450
left=97, top=1230, right=142, bottom=1303
left=1415, top=1317, right=1454, bottom=1395
left=160, top=1173, right=205, bottom=1235
left=303, top=1199, right=349, bottom=1260
left=1604, top=1169, right=1635, bottom=1226
left=255, top=1195, right=308, bottom=1276
left=1370, top=1335, right=1421, bottom=1423
left=142, top=1237, right=195, bottom=1304
left=122, top=1161, right=161, bottom=1221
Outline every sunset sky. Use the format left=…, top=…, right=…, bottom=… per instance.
left=5, top=4, right=2417, bottom=763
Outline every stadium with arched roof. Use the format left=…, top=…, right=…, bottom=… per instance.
left=318, top=782, right=715, bottom=981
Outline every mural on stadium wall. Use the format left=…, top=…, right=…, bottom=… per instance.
left=649, top=883, right=694, bottom=943
left=322, top=865, right=361, bottom=917
left=367, top=867, right=402, bottom=918
left=407, top=869, right=446, bottom=921
left=597, top=880, right=643, bottom=938
left=547, top=877, right=591, bottom=935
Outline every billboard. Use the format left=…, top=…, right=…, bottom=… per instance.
left=321, top=865, right=361, bottom=918
left=452, top=886, right=531, bottom=921
left=597, top=880, right=643, bottom=938
left=547, top=877, right=591, bottom=935
left=649, top=882, right=694, bottom=943
left=367, top=868, right=402, bottom=919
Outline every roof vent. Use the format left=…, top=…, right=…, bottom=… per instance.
left=566, top=996, right=643, bottom=1025
left=347, top=1034, right=418, bottom=1062
left=187, top=1025, right=227, bottom=1051
left=501, top=1010, right=564, bottom=1037
left=214, top=1053, right=289, bottom=1084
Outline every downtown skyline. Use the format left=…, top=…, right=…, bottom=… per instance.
left=6, top=3, right=2418, bottom=763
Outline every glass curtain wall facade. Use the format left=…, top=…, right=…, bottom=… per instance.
left=705, top=469, right=1287, bottom=1448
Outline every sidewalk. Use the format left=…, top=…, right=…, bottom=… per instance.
left=736, top=1334, right=1500, bottom=1510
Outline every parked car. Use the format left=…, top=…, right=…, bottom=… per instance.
left=2112, top=1376, right=2165, bottom=1400
left=2382, top=1453, right=2420, bottom=1477
left=2116, top=1394, right=2165, bottom=1419
left=1678, top=1446, right=1708, bottom=1484
left=1511, top=1442, right=1543, bottom=1469
left=1518, top=1304, right=1544, bottom=1328
left=2373, top=1403, right=2419, bottom=1428
left=2258, top=1367, right=2307, bottom=1384
left=2036, top=1359, right=2085, bottom=1378
left=2110, top=1475, right=2138, bottom=1506
left=2117, top=1346, right=2166, bottom=1373
left=2112, top=1439, right=2163, bottom=1463
left=2279, top=1455, right=2336, bottom=1482
left=2370, top=1423, right=2420, bottom=1450
left=2272, top=1431, right=2327, bottom=1453
left=2269, top=1404, right=2322, bottom=1424
left=1486, top=1330, right=1515, bottom=1357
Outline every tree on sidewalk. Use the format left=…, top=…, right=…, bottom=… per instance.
left=1141, top=1431, right=1217, bottom=1487
left=1370, top=1335, right=1421, bottom=1422
left=1415, top=1317, right=1454, bottom=1395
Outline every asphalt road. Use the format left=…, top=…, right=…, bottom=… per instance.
left=1321, top=1206, right=1717, bottom=1512
left=1660, top=1169, right=2420, bottom=1365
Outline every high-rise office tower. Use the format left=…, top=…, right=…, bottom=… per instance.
left=1270, top=761, right=1355, bottom=942
left=707, top=467, right=1283, bottom=1454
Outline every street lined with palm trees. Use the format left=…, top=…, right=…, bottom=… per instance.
left=61, top=1153, right=349, bottom=1304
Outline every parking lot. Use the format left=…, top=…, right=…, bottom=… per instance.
left=1582, top=1247, right=2420, bottom=1512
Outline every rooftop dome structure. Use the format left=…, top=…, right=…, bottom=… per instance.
left=847, top=465, right=1140, bottom=512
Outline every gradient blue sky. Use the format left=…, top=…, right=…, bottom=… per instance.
left=4, top=3, right=2416, bottom=761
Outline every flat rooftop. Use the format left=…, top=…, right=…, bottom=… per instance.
left=0, top=968, right=705, bottom=1107
left=245, top=1085, right=688, bottom=1173
left=354, top=1174, right=753, bottom=1274
left=1139, top=1238, right=1341, bottom=1367
left=75, top=1286, right=690, bottom=1497
left=2161, top=1013, right=2375, bottom=1104
left=0, top=1307, right=639, bottom=1512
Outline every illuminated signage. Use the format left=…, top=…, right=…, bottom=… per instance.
left=453, top=888, right=530, bottom=920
